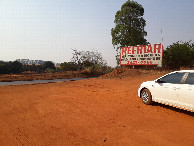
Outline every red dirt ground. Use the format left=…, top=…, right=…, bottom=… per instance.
left=0, top=73, right=193, bottom=146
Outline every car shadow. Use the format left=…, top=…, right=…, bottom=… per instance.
left=152, top=102, right=194, bottom=117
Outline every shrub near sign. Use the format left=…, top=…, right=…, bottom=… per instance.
left=120, top=44, right=163, bottom=66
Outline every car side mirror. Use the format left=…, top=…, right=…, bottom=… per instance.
left=156, top=79, right=165, bottom=83
left=155, top=79, right=159, bottom=83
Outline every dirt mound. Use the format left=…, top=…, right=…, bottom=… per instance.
left=101, top=68, right=170, bottom=79
left=101, top=68, right=141, bottom=79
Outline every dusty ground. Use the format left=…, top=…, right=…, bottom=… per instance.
left=0, top=74, right=193, bottom=146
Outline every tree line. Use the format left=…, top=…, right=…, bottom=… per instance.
left=0, top=61, right=56, bottom=74
left=0, top=50, right=112, bottom=74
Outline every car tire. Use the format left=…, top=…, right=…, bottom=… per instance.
left=141, top=89, right=153, bottom=105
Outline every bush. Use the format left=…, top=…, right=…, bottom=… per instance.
left=163, top=41, right=194, bottom=69
left=43, top=61, right=56, bottom=71
left=45, top=68, right=56, bottom=73
left=71, top=49, right=107, bottom=74
left=60, top=62, right=78, bottom=71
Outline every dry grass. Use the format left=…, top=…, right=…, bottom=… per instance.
left=0, top=71, right=91, bottom=82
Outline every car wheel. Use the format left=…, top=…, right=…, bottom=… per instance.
left=141, top=89, right=153, bottom=105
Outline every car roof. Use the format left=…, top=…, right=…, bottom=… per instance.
left=176, top=70, right=194, bottom=73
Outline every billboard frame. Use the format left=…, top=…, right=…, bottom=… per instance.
left=120, top=44, right=163, bottom=66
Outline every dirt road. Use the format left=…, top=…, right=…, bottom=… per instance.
left=0, top=74, right=193, bottom=146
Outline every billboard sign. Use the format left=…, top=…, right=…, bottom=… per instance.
left=120, top=44, right=163, bottom=66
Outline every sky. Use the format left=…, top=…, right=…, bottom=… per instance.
left=0, top=0, right=194, bottom=67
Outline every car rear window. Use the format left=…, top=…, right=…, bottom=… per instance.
left=185, top=73, right=194, bottom=84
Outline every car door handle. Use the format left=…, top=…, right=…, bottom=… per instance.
left=188, top=86, right=192, bottom=90
left=172, top=87, right=180, bottom=90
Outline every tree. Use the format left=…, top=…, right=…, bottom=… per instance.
left=11, top=61, right=23, bottom=73
left=178, top=40, right=194, bottom=66
left=0, top=61, right=9, bottom=74
left=71, top=49, right=107, bottom=73
left=36, top=65, right=43, bottom=73
left=111, top=0, right=148, bottom=64
left=163, top=41, right=194, bottom=69
left=42, top=61, right=56, bottom=71
left=181, top=40, right=194, bottom=50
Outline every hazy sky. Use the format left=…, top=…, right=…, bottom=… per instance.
left=0, top=0, right=194, bottom=66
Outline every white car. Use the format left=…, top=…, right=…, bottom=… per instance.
left=138, top=70, right=194, bottom=112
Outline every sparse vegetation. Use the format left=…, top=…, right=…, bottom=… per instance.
left=0, top=50, right=113, bottom=81
left=71, top=49, right=112, bottom=75
left=163, top=41, right=194, bottom=69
